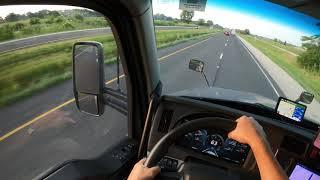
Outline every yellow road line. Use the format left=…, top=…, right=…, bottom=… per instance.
left=159, top=38, right=210, bottom=61
left=0, top=37, right=211, bottom=142
left=0, top=77, right=121, bottom=142
left=0, top=99, right=75, bottom=142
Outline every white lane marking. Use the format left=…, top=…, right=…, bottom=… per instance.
left=219, top=53, right=223, bottom=59
left=238, top=38, right=280, bottom=97
left=225, top=43, right=227, bottom=46
left=159, top=37, right=211, bottom=61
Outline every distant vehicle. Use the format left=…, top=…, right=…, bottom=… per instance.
left=231, top=29, right=236, bottom=35
left=224, top=31, right=230, bottom=36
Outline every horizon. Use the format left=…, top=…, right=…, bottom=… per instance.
left=0, top=2, right=319, bottom=46
left=153, top=0, right=320, bottom=46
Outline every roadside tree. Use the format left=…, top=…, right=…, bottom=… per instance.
left=207, top=20, right=213, bottom=26
left=298, top=35, right=320, bottom=70
left=180, top=10, right=194, bottom=23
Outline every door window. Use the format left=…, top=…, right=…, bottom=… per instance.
left=0, top=5, right=128, bottom=180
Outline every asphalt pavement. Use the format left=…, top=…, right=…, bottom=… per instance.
left=0, top=32, right=281, bottom=180
left=0, top=26, right=196, bottom=53
left=159, top=33, right=280, bottom=99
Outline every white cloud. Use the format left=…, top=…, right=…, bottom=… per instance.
left=153, top=2, right=310, bottom=46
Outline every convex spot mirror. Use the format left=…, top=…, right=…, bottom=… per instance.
left=189, top=59, right=205, bottom=72
left=73, top=41, right=105, bottom=116
left=297, top=92, right=314, bottom=104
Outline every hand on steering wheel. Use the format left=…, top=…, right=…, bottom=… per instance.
left=228, top=116, right=267, bottom=148
left=128, top=158, right=161, bottom=180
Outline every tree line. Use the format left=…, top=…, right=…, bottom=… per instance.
left=155, top=11, right=218, bottom=28
left=0, top=9, right=102, bottom=23
left=0, top=9, right=105, bottom=41
left=0, top=9, right=221, bottom=42
left=298, top=35, right=320, bottom=72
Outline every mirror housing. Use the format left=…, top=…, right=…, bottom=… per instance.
left=73, top=41, right=105, bottom=116
left=188, top=59, right=210, bottom=87
left=189, top=59, right=205, bottom=72
left=296, top=92, right=314, bottom=104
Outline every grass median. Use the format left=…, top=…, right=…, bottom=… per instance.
left=0, top=29, right=218, bottom=107
left=241, top=34, right=320, bottom=101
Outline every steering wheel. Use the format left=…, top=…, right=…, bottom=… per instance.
left=144, top=117, right=254, bottom=180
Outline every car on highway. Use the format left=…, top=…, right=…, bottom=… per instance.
left=0, top=0, right=319, bottom=180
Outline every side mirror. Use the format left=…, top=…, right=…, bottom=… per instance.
left=296, top=92, right=314, bottom=104
left=189, top=59, right=205, bottom=72
left=188, top=59, right=209, bottom=87
left=73, top=42, right=105, bottom=116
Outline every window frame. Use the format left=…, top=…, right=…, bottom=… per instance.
left=0, top=0, right=161, bottom=140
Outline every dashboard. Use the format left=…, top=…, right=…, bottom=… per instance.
left=147, top=95, right=319, bottom=175
left=178, top=129, right=249, bottom=164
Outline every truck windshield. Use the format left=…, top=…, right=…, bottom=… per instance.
left=152, top=0, right=320, bottom=124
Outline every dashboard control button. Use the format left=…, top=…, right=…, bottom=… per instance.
left=158, top=157, right=178, bottom=172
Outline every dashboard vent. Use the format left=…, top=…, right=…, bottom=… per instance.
left=158, top=110, right=174, bottom=133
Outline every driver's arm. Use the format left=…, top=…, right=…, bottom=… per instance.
left=228, top=116, right=288, bottom=180
left=128, top=158, right=160, bottom=180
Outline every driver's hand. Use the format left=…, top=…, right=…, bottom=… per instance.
left=228, top=116, right=267, bottom=147
left=128, top=158, right=161, bottom=180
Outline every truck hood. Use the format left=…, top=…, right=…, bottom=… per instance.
left=171, top=87, right=277, bottom=108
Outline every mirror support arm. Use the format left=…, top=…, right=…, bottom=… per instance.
left=116, top=51, right=121, bottom=91
left=104, top=87, right=127, bottom=102
left=103, top=87, right=128, bottom=115
left=201, top=72, right=210, bottom=87
left=103, top=95, right=127, bottom=115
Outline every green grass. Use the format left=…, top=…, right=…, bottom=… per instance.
left=241, top=34, right=320, bottom=101
left=154, top=20, right=196, bottom=27
left=256, top=37, right=304, bottom=55
left=156, top=29, right=219, bottom=48
left=0, top=18, right=200, bottom=42
left=0, top=29, right=218, bottom=107
left=0, top=17, right=108, bottom=42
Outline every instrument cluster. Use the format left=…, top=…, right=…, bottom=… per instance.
left=178, top=129, right=250, bottom=164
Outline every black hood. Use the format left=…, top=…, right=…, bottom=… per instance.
left=171, top=87, right=277, bottom=108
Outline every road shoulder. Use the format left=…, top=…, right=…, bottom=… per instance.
left=237, top=35, right=320, bottom=122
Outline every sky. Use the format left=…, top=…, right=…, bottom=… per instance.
left=153, top=0, right=320, bottom=46
left=0, top=1, right=319, bottom=46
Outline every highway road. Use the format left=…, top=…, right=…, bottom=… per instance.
left=0, top=26, right=196, bottom=53
left=0, top=33, right=282, bottom=180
